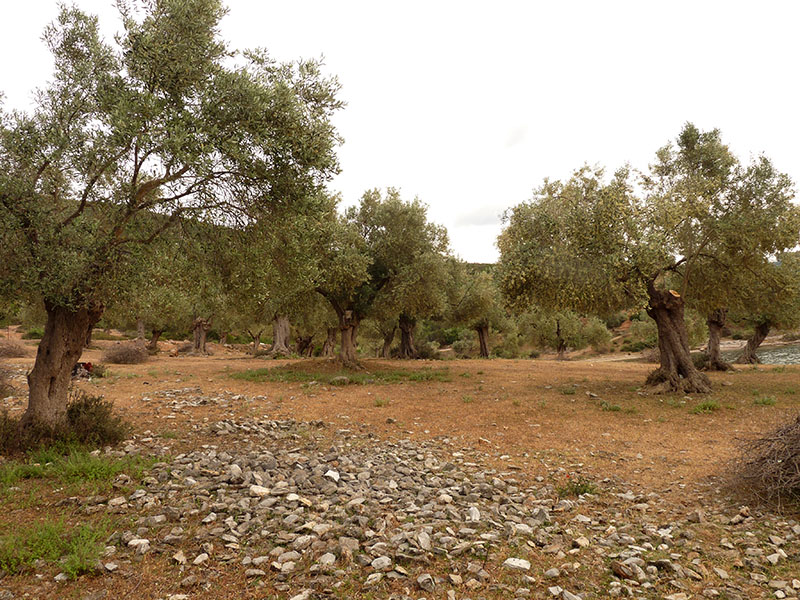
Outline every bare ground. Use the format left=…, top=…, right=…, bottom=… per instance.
left=1, top=338, right=799, bottom=599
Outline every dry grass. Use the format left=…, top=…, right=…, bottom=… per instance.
left=101, top=342, right=148, bottom=364
left=0, top=340, right=28, bottom=358
left=732, top=412, right=800, bottom=506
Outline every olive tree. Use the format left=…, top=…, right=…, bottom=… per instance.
left=498, top=124, right=798, bottom=393
left=732, top=254, right=800, bottom=363
left=315, top=189, right=449, bottom=367
left=0, top=1, right=341, bottom=430
left=447, top=263, right=506, bottom=358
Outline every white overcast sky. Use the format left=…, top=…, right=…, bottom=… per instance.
left=2, top=1, right=798, bottom=262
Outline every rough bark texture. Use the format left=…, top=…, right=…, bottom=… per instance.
left=23, top=301, right=104, bottom=429
left=735, top=321, right=770, bottom=364
left=296, top=334, right=314, bottom=357
left=645, top=283, right=711, bottom=393
left=219, top=331, right=228, bottom=345
left=702, top=309, right=733, bottom=371
left=148, top=329, right=163, bottom=352
left=136, top=317, right=145, bottom=340
left=398, top=314, right=417, bottom=359
left=192, top=317, right=211, bottom=354
left=321, top=327, right=338, bottom=357
left=380, top=327, right=396, bottom=359
left=476, top=325, right=490, bottom=358
left=335, top=309, right=361, bottom=369
left=269, top=315, right=291, bottom=356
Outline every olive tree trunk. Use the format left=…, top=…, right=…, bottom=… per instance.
left=192, top=317, right=211, bottom=354
left=735, top=321, right=770, bottom=364
left=644, top=284, right=711, bottom=393
left=296, top=334, right=314, bottom=357
left=702, top=309, right=733, bottom=371
left=398, top=314, right=418, bottom=359
left=380, top=326, right=396, bottom=358
left=248, top=329, right=263, bottom=356
left=321, top=327, right=338, bottom=357
left=476, top=325, right=490, bottom=358
left=136, top=317, right=145, bottom=340
left=23, top=301, right=104, bottom=429
left=270, top=315, right=291, bottom=356
left=556, top=318, right=567, bottom=360
left=148, top=329, right=163, bottom=352
left=335, top=309, right=361, bottom=369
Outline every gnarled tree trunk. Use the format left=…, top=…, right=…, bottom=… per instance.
left=322, top=327, right=338, bottom=357
left=296, top=334, right=314, bottom=357
left=337, top=310, right=361, bottom=369
left=476, top=324, right=490, bottom=358
left=23, top=301, right=104, bottom=430
left=219, top=331, right=228, bottom=345
left=248, top=329, right=263, bottom=356
left=645, top=284, right=711, bottom=393
left=736, top=321, right=770, bottom=364
left=702, top=308, right=733, bottom=371
left=398, top=314, right=417, bottom=359
left=148, top=329, right=163, bottom=352
left=136, top=317, right=145, bottom=340
left=380, top=326, right=396, bottom=358
left=192, top=317, right=212, bottom=354
left=270, top=315, right=291, bottom=356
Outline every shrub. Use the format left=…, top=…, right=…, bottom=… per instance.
left=0, top=340, right=28, bottom=358
left=101, top=341, right=148, bottom=364
left=732, top=413, right=800, bottom=505
left=65, top=392, right=131, bottom=446
left=584, top=317, right=612, bottom=353
left=21, top=327, right=44, bottom=340
left=0, top=391, right=130, bottom=453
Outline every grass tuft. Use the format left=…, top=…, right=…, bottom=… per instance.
left=691, top=400, right=720, bottom=414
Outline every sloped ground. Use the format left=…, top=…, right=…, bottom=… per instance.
left=1, top=347, right=799, bottom=599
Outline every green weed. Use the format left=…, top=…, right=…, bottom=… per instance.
left=691, top=400, right=720, bottom=414
left=0, top=519, right=108, bottom=577
left=754, top=396, right=777, bottom=406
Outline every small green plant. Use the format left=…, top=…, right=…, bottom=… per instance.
left=557, top=475, right=597, bottom=497
left=373, top=397, right=389, bottom=408
left=459, top=372, right=471, bottom=378
left=771, top=366, right=788, bottom=373
left=754, top=396, right=777, bottom=406
left=512, top=399, right=521, bottom=407
left=0, top=519, right=108, bottom=577
left=691, top=400, right=720, bottom=414
left=600, top=401, right=622, bottom=412
left=559, top=386, right=577, bottom=395
left=462, top=394, right=474, bottom=404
